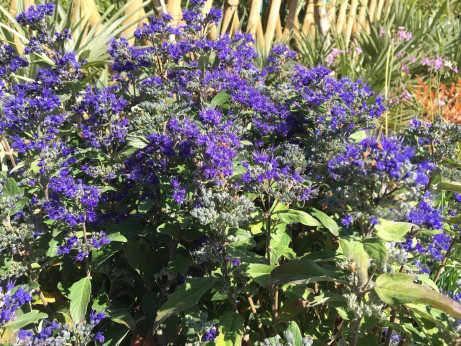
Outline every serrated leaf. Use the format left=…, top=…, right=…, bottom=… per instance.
left=375, top=273, right=461, bottom=319
left=153, top=277, right=214, bottom=330
left=276, top=210, right=320, bottom=227
left=215, top=312, right=244, bottom=345
left=4, top=310, right=47, bottom=330
left=69, top=277, right=92, bottom=323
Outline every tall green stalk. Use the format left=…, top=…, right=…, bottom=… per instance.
left=384, top=43, right=394, bottom=136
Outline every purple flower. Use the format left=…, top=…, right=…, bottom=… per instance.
left=341, top=215, right=353, bottom=228
left=202, top=327, right=219, bottom=341
left=16, top=3, right=54, bottom=27
left=170, top=178, right=186, bottom=204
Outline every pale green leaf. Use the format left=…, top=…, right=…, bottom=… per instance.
left=4, top=310, right=47, bottom=330
left=69, top=277, right=92, bottom=323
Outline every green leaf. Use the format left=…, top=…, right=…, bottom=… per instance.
left=138, top=198, right=155, bottom=213
left=211, top=90, right=230, bottom=106
left=270, top=259, right=343, bottom=286
left=125, top=239, right=156, bottom=285
left=2, top=177, right=22, bottom=198
left=243, top=263, right=276, bottom=287
left=227, top=245, right=268, bottom=264
left=107, top=232, right=127, bottom=242
left=127, top=134, right=149, bottom=149
left=4, top=310, right=47, bottom=329
left=362, top=237, right=388, bottom=267
left=100, top=322, right=129, bottom=346
left=215, top=312, right=244, bottom=345
left=375, top=219, right=414, bottom=242
left=69, top=276, right=92, bottom=323
left=154, top=277, right=214, bottom=330
left=276, top=210, right=320, bottom=227
left=197, top=54, right=210, bottom=69
left=310, top=208, right=339, bottom=236
left=46, top=237, right=61, bottom=257
left=339, top=237, right=369, bottom=286
left=142, top=291, right=160, bottom=326
left=106, top=307, right=136, bottom=331
left=168, top=254, right=192, bottom=276
left=438, top=181, right=461, bottom=193
left=284, top=321, right=303, bottom=346
left=375, top=273, right=461, bottom=319
left=91, top=242, right=124, bottom=269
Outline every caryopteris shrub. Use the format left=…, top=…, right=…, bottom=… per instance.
left=1, top=1, right=461, bottom=345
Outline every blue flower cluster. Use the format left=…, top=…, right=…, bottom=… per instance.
left=16, top=310, right=105, bottom=345
left=0, top=281, right=32, bottom=327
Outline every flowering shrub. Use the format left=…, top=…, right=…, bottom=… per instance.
left=0, top=2, right=461, bottom=345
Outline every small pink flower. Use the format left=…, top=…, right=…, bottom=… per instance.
left=355, top=46, right=363, bottom=54
left=433, top=56, right=444, bottom=70
left=421, top=57, right=431, bottom=66
left=396, top=52, right=404, bottom=58
left=397, top=27, right=412, bottom=41
left=401, top=90, right=412, bottom=102
left=379, top=28, right=387, bottom=37
left=326, top=48, right=346, bottom=64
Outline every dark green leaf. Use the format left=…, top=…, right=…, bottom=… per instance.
left=106, top=307, right=136, bottom=331
left=91, top=242, right=123, bottom=269
left=215, top=312, right=244, bottom=345
left=270, top=259, right=343, bottom=286
left=125, top=239, right=156, bottom=285
left=138, top=198, right=155, bottom=213
left=154, top=277, right=214, bottom=330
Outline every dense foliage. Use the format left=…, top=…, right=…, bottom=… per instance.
left=1, top=2, right=461, bottom=345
